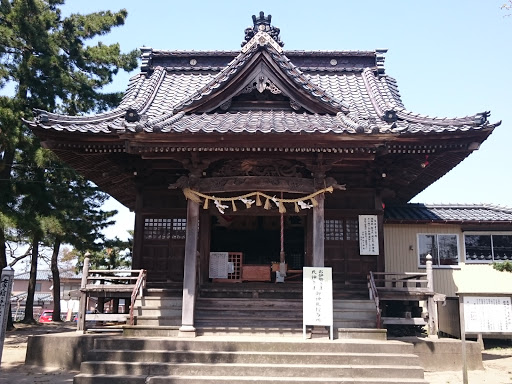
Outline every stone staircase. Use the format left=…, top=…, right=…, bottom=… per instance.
left=132, top=288, right=182, bottom=327
left=130, top=284, right=378, bottom=334
left=73, top=336, right=427, bottom=384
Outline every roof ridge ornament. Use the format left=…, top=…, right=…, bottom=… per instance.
left=242, top=11, right=284, bottom=49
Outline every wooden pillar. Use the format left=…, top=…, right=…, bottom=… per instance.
left=132, top=186, right=144, bottom=270
left=78, top=257, right=90, bottom=333
left=426, top=254, right=438, bottom=336
left=312, top=194, right=325, bottom=267
left=180, top=199, right=199, bottom=337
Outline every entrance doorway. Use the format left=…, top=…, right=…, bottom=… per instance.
left=210, top=214, right=305, bottom=271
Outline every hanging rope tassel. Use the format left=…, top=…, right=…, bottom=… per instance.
left=264, top=198, right=271, bottom=210
left=279, top=202, right=287, bottom=213
left=231, top=200, right=237, bottom=212
left=203, top=198, right=209, bottom=210
left=294, top=202, right=300, bottom=213
left=310, top=197, right=319, bottom=207
left=256, top=193, right=262, bottom=206
left=183, top=188, right=202, bottom=203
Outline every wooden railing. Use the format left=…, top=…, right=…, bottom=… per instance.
left=367, top=254, right=445, bottom=335
left=78, top=257, right=146, bottom=332
left=129, top=269, right=147, bottom=325
left=367, top=271, right=381, bottom=328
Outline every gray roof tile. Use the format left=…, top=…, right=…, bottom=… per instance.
left=385, top=204, right=512, bottom=223
left=26, top=37, right=498, bottom=136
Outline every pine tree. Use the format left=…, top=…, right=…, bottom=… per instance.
left=0, top=0, right=138, bottom=325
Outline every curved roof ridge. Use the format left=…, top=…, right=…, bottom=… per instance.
left=170, top=43, right=259, bottom=112
left=27, top=106, right=127, bottom=127
left=393, top=107, right=489, bottom=127
left=361, top=67, right=393, bottom=118
left=361, top=68, right=496, bottom=129
left=266, top=50, right=350, bottom=112
left=170, top=33, right=352, bottom=114
left=26, top=68, right=168, bottom=128
left=129, top=66, right=167, bottom=114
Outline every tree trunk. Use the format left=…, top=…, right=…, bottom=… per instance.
left=0, top=228, right=15, bottom=330
left=22, top=237, right=39, bottom=324
left=51, top=238, right=62, bottom=322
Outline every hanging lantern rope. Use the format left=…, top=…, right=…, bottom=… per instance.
left=182, top=186, right=334, bottom=214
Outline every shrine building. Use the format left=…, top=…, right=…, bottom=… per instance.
left=26, top=12, right=505, bottom=336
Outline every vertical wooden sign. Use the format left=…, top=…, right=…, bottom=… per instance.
left=303, top=267, right=333, bottom=339
left=359, top=215, right=379, bottom=255
left=209, top=252, right=229, bottom=279
left=0, top=267, right=14, bottom=366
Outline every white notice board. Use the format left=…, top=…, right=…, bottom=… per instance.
left=463, top=296, right=512, bottom=333
left=359, top=215, right=379, bottom=255
left=209, top=252, right=229, bottom=279
left=303, top=267, right=333, bottom=339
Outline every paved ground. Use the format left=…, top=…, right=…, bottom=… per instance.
left=1, top=323, right=512, bottom=383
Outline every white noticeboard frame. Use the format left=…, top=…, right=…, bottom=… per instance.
left=303, top=267, right=333, bottom=340
left=358, top=215, right=379, bottom=255
left=209, top=252, right=229, bottom=279
left=458, top=293, right=512, bottom=384
left=463, top=296, right=512, bottom=333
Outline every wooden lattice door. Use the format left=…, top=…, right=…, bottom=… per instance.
left=142, top=217, right=186, bottom=283
left=324, top=216, right=377, bottom=284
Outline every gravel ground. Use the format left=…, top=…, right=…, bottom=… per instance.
left=1, top=323, right=512, bottom=384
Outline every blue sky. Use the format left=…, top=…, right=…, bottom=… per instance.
left=58, top=1, right=512, bottom=239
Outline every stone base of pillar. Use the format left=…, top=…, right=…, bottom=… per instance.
left=179, top=325, right=197, bottom=338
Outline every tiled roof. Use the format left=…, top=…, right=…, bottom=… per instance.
left=25, top=31, right=498, bottom=137
left=14, top=270, right=52, bottom=281
left=11, top=292, right=53, bottom=303
left=14, top=269, right=81, bottom=280
left=385, top=204, right=512, bottom=223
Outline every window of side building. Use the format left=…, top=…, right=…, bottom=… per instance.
left=464, top=232, right=512, bottom=263
left=417, top=233, right=459, bottom=267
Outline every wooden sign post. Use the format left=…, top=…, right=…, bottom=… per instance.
left=458, top=293, right=512, bottom=384
left=303, top=267, right=333, bottom=340
left=0, top=266, right=14, bottom=366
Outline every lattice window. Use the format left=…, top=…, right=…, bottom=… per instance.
left=325, top=219, right=343, bottom=241
left=144, top=218, right=172, bottom=240
left=144, top=218, right=187, bottom=240
left=345, top=219, right=359, bottom=241
left=172, top=218, right=187, bottom=239
left=324, top=218, right=359, bottom=241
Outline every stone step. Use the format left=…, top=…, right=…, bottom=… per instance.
left=133, top=307, right=182, bottom=317
left=333, top=300, right=375, bottom=309
left=74, top=374, right=427, bottom=384
left=133, top=316, right=181, bottom=326
left=83, top=350, right=420, bottom=367
left=79, top=361, right=423, bottom=378
left=335, top=320, right=377, bottom=328
left=134, top=297, right=182, bottom=307
left=74, top=337, right=425, bottom=384
left=91, top=338, right=414, bottom=355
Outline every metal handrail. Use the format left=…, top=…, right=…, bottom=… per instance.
left=367, top=271, right=381, bottom=328
left=129, top=269, right=147, bottom=325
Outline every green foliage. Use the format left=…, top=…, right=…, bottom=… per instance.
left=493, top=261, right=512, bottom=273
left=0, top=0, right=138, bottom=273
left=75, top=236, right=132, bottom=271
